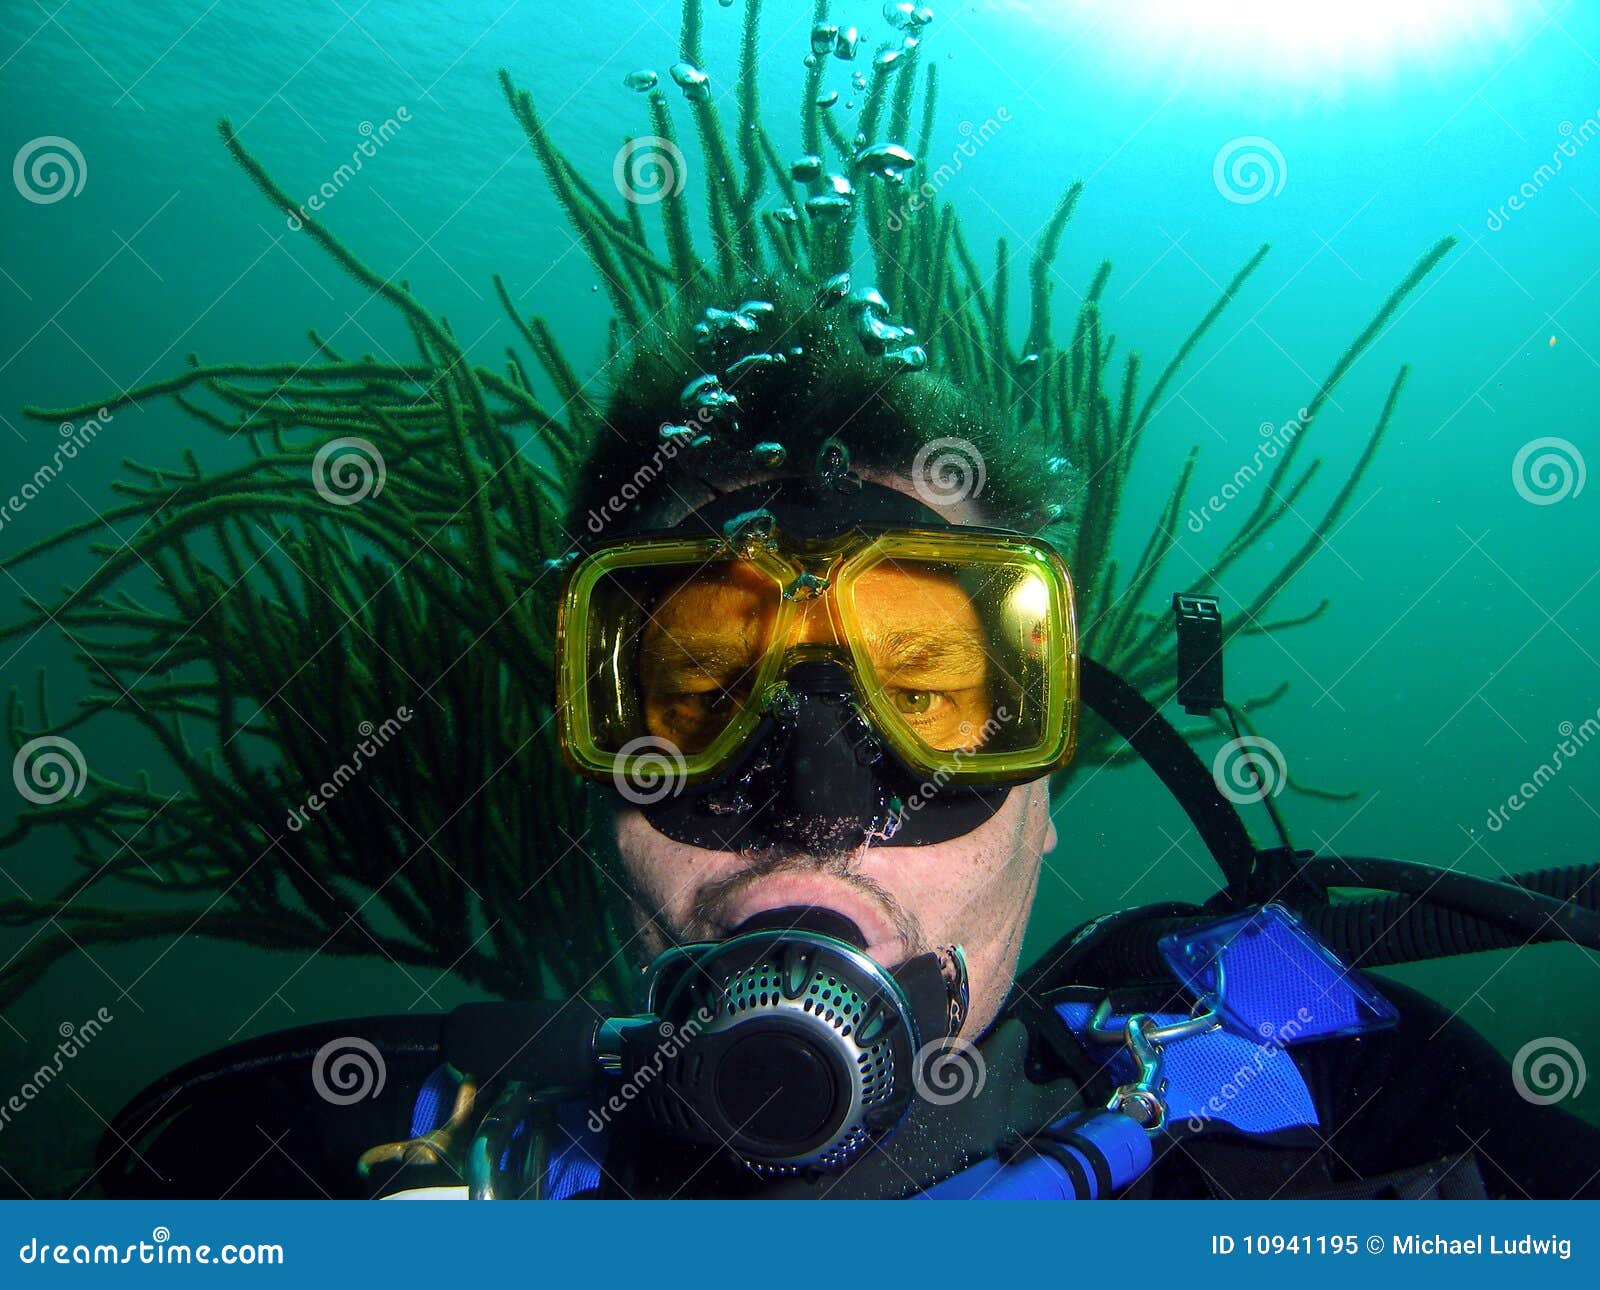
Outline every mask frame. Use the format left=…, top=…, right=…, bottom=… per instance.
left=556, top=516, right=1079, bottom=790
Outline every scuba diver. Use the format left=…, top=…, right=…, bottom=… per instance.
left=94, top=273, right=1600, bottom=1200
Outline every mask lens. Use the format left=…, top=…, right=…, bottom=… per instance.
left=578, top=554, right=781, bottom=762
left=841, top=546, right=1072, bottom=775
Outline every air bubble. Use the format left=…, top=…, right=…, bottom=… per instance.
left=752, top=441, right=788, bottom=468
left=815, top=437, right=851, bottom=480
left=814, top=272, right=851, bottom=309
left=811, top=24, right=838, bottom=56
left=885, top=344, right=927, bottom=371
left=623, top=69, right=658, bottom=92
left=854, top=142, right=916, bottom=185
left=680, top=373, right=739, bottom=421
left=834, top=27, right=860, bottom=59
left=805, top=193, right=852, bottom=221
left=884, top=2, right=935, bottom=31
left=725, top=351, right=786, bottom=380
left=669, top=61, right=711, bottom=103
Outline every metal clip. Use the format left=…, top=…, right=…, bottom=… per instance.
left=1086, top=997, right=1221, bottom=1133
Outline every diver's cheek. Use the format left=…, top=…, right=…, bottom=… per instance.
left=612, top=806, right=716, bottom=926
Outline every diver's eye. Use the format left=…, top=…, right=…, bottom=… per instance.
left=891, top=689, right=935, bottom=715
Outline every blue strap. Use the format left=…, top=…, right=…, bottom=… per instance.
left=1054, top=1001, right=1319, bottom=1132
left=544, top=1100, right=607, bottom=1199
left=916, top=1110, right=1153, bottom=1199
left=408, top=1064, right=458, bottom=1138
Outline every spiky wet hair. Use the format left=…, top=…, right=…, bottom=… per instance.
left=567, top=270, right=1058, bottom=538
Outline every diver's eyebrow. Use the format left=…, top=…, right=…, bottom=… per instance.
left=640, top=634, right=759, bottom=676
left=866, top=629, right=989, bottom=672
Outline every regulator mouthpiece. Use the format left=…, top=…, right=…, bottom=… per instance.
left=615, top=906, right=969, bottom=1173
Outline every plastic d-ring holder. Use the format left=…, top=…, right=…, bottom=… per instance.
left=1156, top=902, right=1400, bottom=1044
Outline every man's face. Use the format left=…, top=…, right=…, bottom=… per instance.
left=602, top=473, right=1061, bottom=1038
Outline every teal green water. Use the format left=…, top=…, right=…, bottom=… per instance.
left=1, top=1, right=1597, bottom=1194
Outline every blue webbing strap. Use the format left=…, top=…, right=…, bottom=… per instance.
left=544, top=1100, right=607, bottom=1199
left=1053, top=1001, right=1320, bottom=1133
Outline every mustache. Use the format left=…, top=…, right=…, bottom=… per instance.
left=682, top=850, right=924, bottom=952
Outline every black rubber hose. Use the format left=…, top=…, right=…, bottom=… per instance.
left=1079, top=657, right=1256, bottom=894
left=1302, top=861, right=1600, bottom=968
left=1068, top=862, right=1600, bottom=983
left=1300, top=856, right=1600, bottom=951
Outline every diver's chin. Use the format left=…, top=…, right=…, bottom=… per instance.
left=715, top=872, right=904, bottom=967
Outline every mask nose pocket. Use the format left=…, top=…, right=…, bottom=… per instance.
left=776, top=658, right=887, bottom=847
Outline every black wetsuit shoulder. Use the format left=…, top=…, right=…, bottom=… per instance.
left=1020, top=976, right=1600, bottom=1199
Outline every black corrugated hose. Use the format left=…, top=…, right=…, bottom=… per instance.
left=1068, top=859, right=1600, bottom=983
